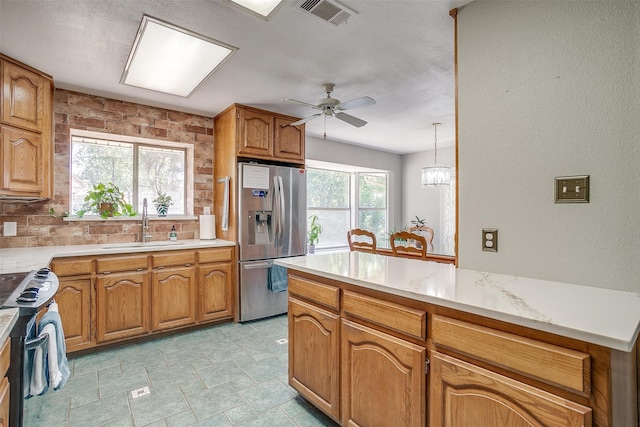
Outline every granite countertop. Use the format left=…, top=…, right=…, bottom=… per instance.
left=276, top=251, right=640, bottom=352
left=0, top=239, right=236, bottom=274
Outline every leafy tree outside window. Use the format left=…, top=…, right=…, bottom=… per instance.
left=307, top=167, right=388, bottom=250
left=71, top=133, right=189, bottom=216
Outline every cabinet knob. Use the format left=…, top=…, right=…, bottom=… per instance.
left=103, top=271, right=111, bottom=275
left=136, top=268, right=143, bottom=272
left=184, top=263, right=191, bottom=267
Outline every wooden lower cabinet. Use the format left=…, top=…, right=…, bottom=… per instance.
left=151, top=266, right=196, bottom=331
left=289, top=297, right=341, bottom=422
left=429, top=352, right=592, bottom=427
left=0, top=377, right=8, bottom=427
left=197, top=262, right=233, bottom=322
left=341, top=319, right=426, bottom=427
left=56, top=278, right=93, bottom=351
left=96, top=271, right=150, bottom=342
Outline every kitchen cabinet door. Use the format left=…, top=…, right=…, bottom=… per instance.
left=274, top=116, right=305, bottom=163
left=429, top=352, right=592, bottom=427
left=289, top=297, right=341, bottom=422
left=237, top=107, right=273, bottom=158
left=1, top=59, right=50, bottom=133
left=197, top=262, right=233, bottom=322
left=341, top=319, right=426, bottom=427
left=0, top=377, right=8, bottom=427
left=151, top=266, right=197, bottom=331
left=0, top=125, right=44, bottom=195
left=56, top=277, right=94, bottom=352
left=96, top=271, right=150, bottom=342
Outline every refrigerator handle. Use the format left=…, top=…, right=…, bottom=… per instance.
left=277, top=175, right=285, bottom=243
left=272, top=176, right=282, bottom=246
left=243, top=261, right=274, bottom=269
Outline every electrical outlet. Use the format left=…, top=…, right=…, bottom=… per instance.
left=3, top=222, right=17, bottom=237
left=482, top=228, right=498, bottom=252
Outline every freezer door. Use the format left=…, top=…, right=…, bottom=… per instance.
left=238, top=163, right=306, bottom=261
left=239, top=260, right=288, bottom=322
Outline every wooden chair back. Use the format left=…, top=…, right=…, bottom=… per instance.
left=347, top=229, right=377, bottom=254
left=409, top=225, right=435, bottom=253
left=390, top=231, right=427, bottom=259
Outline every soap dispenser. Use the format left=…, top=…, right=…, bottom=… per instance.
left=169, top=226, right=177, bottom=241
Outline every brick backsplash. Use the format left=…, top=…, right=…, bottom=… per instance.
left=0, top=89, right=214, bottom=248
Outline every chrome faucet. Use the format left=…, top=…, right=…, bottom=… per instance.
left=142, top=198, right=152, bottom=243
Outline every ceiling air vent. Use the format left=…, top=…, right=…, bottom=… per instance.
left=295, top=0, right=356, bottom=26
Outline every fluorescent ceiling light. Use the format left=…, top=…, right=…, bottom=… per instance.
left=121, top=15, right=237, bottom=97
left=227, top=0, right=285, bottom=20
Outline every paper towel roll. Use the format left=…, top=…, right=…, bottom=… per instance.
left=200, top=215, right=216, bottom=240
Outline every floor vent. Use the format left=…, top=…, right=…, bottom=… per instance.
left=295, top=0, right=356, bottom=26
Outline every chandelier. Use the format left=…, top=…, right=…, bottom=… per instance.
left=421, top=122, right=451, bottom=187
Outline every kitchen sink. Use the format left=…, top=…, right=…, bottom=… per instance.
left=102, top=241, right=186, bottom=249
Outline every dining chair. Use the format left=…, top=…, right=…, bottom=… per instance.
left=409, top=225, right=434, bottom=253
left=390, top=231, right=427, bottom=259
left=347, top=229, right=377, bottom=254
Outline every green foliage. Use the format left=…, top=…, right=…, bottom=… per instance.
left=76, top=182, right=137, bottom=219
left=307, top=214, right=323, bottom=245
left=152, top=186, right=174, bottom=207
left=410, top=216, right=426, bottom=227
left=48, top=205, right=69, bottom=218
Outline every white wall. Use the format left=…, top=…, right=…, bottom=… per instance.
left=457, top=2, right=640, bottom=291
left=402, top=146, right=455, bottom=254
left=305, top=136, right=403, bottom=231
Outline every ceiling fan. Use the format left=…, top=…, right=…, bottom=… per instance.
left=282, top=83, right=376, bottom=133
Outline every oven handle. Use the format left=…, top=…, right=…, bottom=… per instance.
left=25, top=333, right=49, bottom=351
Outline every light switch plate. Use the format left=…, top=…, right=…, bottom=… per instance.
left=3, top=222, right=17, bottom=237
left=482, top=228, right=498, bottom=252
left=555, top=175, right=589, bottom=203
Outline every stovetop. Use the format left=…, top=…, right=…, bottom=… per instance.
left=1, top=268, right=59, bottom=316
left=0, top=271, right=29, bottom=305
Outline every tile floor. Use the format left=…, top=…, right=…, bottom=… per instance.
left=24, top=315, right=339, bottom=426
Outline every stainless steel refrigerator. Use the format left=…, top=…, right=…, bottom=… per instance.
left=237, top=162, right=306, bottom=321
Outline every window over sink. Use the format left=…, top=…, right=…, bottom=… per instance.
left=69, top=130, right=194, bottom=217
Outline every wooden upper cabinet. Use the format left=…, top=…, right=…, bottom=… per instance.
left=0, top=54, right=53, bottom=199
left=274, top=116, right=305, bottom=162
left=1, top=60, right=50, bottom=132
left=215, top=104, right=305, bottom=165
left=0, top=126, right=44, bottom=194
left=238, top=107, right=273, bottom=158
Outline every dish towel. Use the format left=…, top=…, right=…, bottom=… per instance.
left=29, top=324, right=55, bottom=396
left=268, top=264, right=288, bottom=292
left=37, top=302, right=70, bottom=391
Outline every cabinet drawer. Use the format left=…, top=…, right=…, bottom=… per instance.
left=96, top=255, right=148, bottom=274
left=432, top=315, right=591, bottom=394
left=343, top=291, right=426, bottom=340
left=0, top=338, right=9, bottom=378
left=289, top=276, right=340, bottom=311
left=51, top=257, right=93, bottom=276
left=198, top=248, right=233, bottom=264
left=152, top=251, right=195, bottom=268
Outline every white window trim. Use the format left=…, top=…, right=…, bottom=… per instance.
left=69, top=129, right=195, bottom=218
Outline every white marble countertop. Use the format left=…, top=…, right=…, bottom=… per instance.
left=276, top=252, right=640, bottom=352
left=0, top=308, right=17, bottom=343
left=0, top=239, right=235, bottom=274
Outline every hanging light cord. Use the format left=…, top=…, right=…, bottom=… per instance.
left=432, top=122, right=441, bottom=164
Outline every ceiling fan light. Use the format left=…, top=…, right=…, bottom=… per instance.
left=422, top=166, right=451, bottom=187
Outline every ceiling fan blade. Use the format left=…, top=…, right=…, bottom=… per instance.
left=281, top=98, right=322, bottom=110
left=336, top=96, right=376, bottom=111
left=335, top=112, right=367, bottom=128
left=289, top=113, right=323, bottom=126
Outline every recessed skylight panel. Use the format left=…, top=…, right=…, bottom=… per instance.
left=226, top=0, right=285, bottom=20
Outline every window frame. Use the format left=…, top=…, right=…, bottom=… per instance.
left=307, top=166, right=389, bottom=251
left=69, top=129, right=195, bottom=218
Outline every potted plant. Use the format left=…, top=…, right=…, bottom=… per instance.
left=307, top=214, right=323, bottom=254
left=75, top=182, right=136, bottom=219
left=152, top=187, right=173, bottom=217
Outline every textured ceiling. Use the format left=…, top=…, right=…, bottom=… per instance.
left=0, top=0, right=463, bottom=154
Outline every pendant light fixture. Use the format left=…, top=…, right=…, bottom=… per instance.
left=421, top=122, right=451, bottom=187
